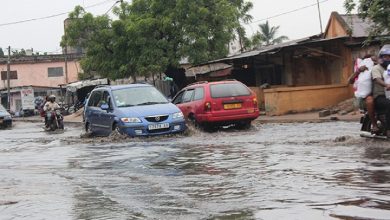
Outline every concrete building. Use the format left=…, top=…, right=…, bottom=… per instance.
left=0, top=54, right=82, bottom=113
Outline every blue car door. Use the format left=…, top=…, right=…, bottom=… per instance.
left=85, top=90, right=104, bottom=134
left=99, top=91, right=116, bottom=135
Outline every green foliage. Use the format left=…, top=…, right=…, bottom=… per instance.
left=0, top=48, right=4, bottom=57
left=344, top=0, right=390, bottom=41
left=251, top=21, right=289, bottom=47
left=11, top=49, right=27, bottom=58
left=62, top=0, right=250, bottom=80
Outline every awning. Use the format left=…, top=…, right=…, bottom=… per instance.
left=66, top=78, right=108, bottom=92
left=185, top=63, right=232, bottom=77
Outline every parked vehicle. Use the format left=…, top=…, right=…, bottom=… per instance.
left=360, top=108, right=388, bottom=139
left=0, top=105, right=12, bottom=128
left=84, top=84, right=186, bottom=137
left=46, top=109, right=64, bottom=131
left=172, top=80, right=260, bottom=129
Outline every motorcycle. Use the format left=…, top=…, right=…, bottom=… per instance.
left=360, top=108, right=387, bottom=139
left=45, top=109, right=64, bottom=131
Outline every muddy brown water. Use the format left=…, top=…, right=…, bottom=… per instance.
left=0, top=121, right=390, bottom=219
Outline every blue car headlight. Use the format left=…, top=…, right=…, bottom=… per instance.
left=172, top=112, right=184, bottom=119
left=121, top=117, right=141, bottom=123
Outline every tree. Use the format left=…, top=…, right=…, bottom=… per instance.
left=62, top=0, right=250, bottom=80
left=231, top=1, right=253, bottom=52
left=11, top=49, right=27, bottom=57
left=251, top=21, right=289, bottom=47
left=0, top=48, right=4, bottom=57
left=344, top=0, right=390, bottom=40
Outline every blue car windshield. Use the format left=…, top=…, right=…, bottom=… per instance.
left=112, top=86, right=169, bottom=107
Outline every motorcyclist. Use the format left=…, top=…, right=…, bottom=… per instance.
left=348, top=55, right=378, bottom=133
left=43, top=95, right=60, bottom=128
left=371, top=45, right=390, bottom=137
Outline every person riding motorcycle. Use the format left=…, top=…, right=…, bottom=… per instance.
left=43, top=95, right=60, bottom=128
left=348, top=55, right=377, bottom=133
left=371, top=45, right=390, bottom=137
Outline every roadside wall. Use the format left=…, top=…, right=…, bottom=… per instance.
left=264, top=84, right=353, bottom=115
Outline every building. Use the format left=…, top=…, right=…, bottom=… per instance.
left=185, top=11, right=385, bottom=115
left=0, top=54, right=82, bottom=113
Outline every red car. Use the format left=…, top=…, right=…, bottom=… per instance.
left=172, top=80, right=260, bottom=129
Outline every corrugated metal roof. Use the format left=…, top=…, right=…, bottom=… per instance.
left=185, top=63, right=232, bottom=77
left=339, top=14, right=372, bottom=38
left=212, top=35, right=325, bottom=62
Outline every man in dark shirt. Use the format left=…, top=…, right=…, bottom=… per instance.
left=371, top=45, right=390, bottom=137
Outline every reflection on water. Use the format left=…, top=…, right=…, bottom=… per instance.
left=1, top=121, right=390, bottom=219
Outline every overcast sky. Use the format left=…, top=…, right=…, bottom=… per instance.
left=0, top=0, right=347, bottom=54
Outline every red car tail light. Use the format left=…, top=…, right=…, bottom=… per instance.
left=253, top=97, right=258, bottom=107
left=204, top=102, right=211, bottom=111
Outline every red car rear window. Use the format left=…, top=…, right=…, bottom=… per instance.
left=210, top=83, right=251, bottom=98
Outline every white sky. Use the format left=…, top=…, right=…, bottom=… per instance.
left=0, top=0, right=347, bottom=54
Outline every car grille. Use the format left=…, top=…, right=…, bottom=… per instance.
left=145, top=115, right=169, bottom=122
left=148, top=127, right=171, bottom=133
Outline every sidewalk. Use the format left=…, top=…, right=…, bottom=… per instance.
left=13, top=110, right=361, bottom=125
left=256, top=111, right=361, bottom=123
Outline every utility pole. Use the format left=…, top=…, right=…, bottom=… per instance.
left=6, top=46, right=11, bottom=111
left=317, top=0, right=323, bottom=34
left=64, top=46, right=69, bottom=84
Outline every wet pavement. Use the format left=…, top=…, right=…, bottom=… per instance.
left=1, top=121, right=390, bottom=219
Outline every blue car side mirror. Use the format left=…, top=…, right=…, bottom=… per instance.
left=100, top=104, right=109, bottom=110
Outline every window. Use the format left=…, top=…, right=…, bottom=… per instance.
left=112, top=86, right=168, bottom=107
left=210, top=83, right=250, bottom=98
left=182, top=89, right=194, bottom=103
left=1, top=71, right=18, bottom=80
left=48, top=67, right=64, bottom=77
left=193, top=87, right=204, bottom=101
left=87, top=91, right=103, bottom=107
left=172, top=91, right=184, bottom=104
left=98, top=91, right=112, bottom=108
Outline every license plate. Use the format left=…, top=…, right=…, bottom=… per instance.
left=224, top=103, right=242, bottom=109
left=148, top=123, right=169, bottom=130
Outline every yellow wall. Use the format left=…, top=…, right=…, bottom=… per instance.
left=264, top=84, right=353, bottom=116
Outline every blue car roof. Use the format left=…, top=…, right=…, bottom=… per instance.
left=97, top=84, right=152, bottom=91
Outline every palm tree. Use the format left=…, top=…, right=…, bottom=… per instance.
left=252, top=21, right=289, bottom=47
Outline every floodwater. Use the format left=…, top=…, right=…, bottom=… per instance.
left=1, top=121, right=390, bottom=220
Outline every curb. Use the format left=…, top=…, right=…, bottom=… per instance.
left=13, top=118, right=83, bottom=126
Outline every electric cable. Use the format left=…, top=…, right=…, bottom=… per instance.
left=0, top=0, right=116, bottom=27
left=246, top=0, right=330, bottom=25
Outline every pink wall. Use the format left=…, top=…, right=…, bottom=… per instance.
left=0, top=60, right=80, bottom=89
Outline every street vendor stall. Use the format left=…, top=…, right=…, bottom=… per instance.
left=62, top=78, right=109, bottom=114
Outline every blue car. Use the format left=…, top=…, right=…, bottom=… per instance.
left=84, top=84, right=186, bottom=137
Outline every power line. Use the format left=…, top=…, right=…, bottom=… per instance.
left=246, top=0, right=330, bottom=25
left=105, top=0, right=122, bottom=15
left=0, top=0, right=115, bottom=27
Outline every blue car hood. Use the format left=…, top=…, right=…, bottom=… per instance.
left=117, top=103, right=180, bottom=117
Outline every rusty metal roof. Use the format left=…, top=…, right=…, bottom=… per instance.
left=185, top=63, right=232, bottom=77
left=211, top=35, right=324, bottom=62
left=339, top=14, right=373, bottom=38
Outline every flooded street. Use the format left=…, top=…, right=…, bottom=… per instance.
left=1, top=121, right=390, bottom=220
